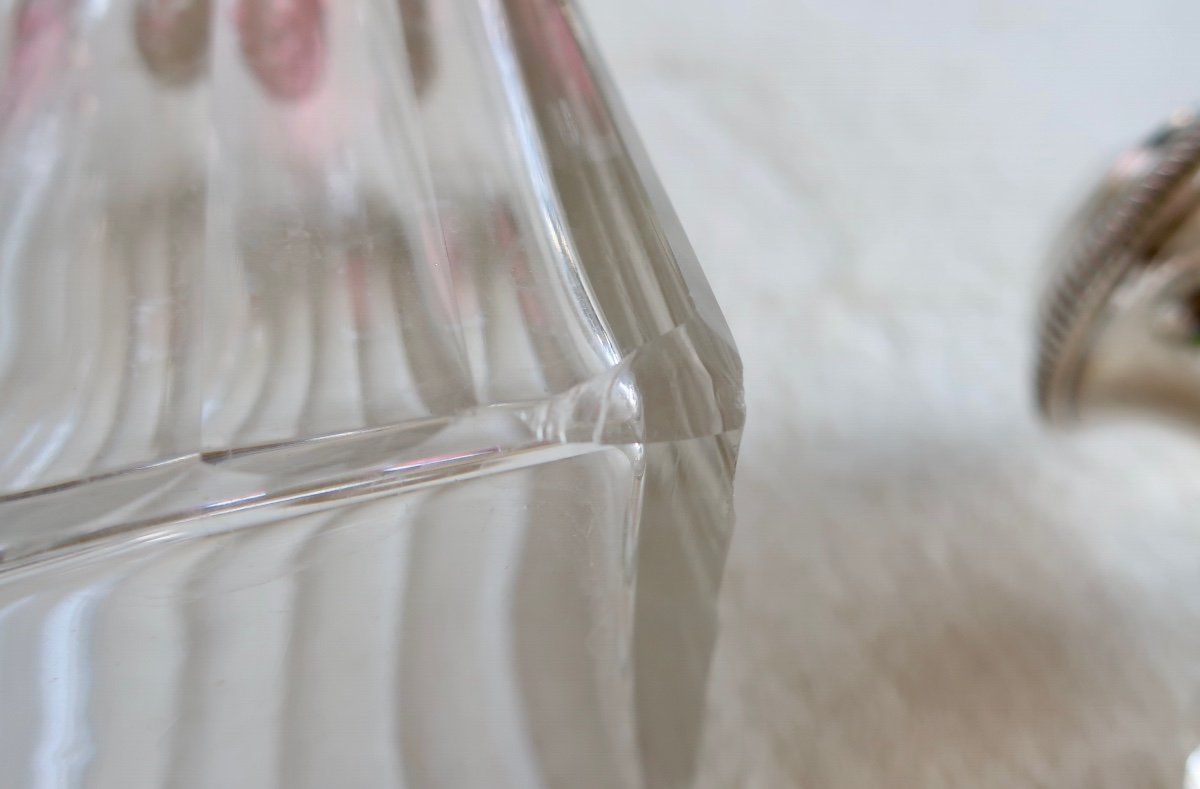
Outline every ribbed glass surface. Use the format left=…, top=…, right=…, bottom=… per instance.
left=0, top=1, right=743, bottom=786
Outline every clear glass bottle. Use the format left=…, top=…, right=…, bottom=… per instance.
left=0, top=0, right=743, bottom=786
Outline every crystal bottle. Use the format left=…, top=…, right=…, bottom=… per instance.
left=0, top=1, right=743, bottom=786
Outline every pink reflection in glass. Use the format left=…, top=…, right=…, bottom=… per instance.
left=2, top=0, right=70, bottom=124
left=235, top=0, right=324, bottom=101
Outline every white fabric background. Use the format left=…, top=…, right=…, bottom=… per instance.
left=579, top=1, right=1200, bottom=786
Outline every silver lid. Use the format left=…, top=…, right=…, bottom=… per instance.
left=1036, top=109, right=1200, bottom=424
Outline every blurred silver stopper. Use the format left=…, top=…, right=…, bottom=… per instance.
left=1036, top=108, right=1200, bottom=427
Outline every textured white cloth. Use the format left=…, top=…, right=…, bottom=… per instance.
left=579, top=1, right=1200, bottom=786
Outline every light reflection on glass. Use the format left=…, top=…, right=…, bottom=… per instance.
left=1186, top=746, right=1200, bottom=789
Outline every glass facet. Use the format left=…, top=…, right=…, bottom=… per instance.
left=0, top=0, right=743, bottom=786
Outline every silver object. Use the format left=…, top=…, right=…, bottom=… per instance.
left=1037, top=108, right=1200, bottom=425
